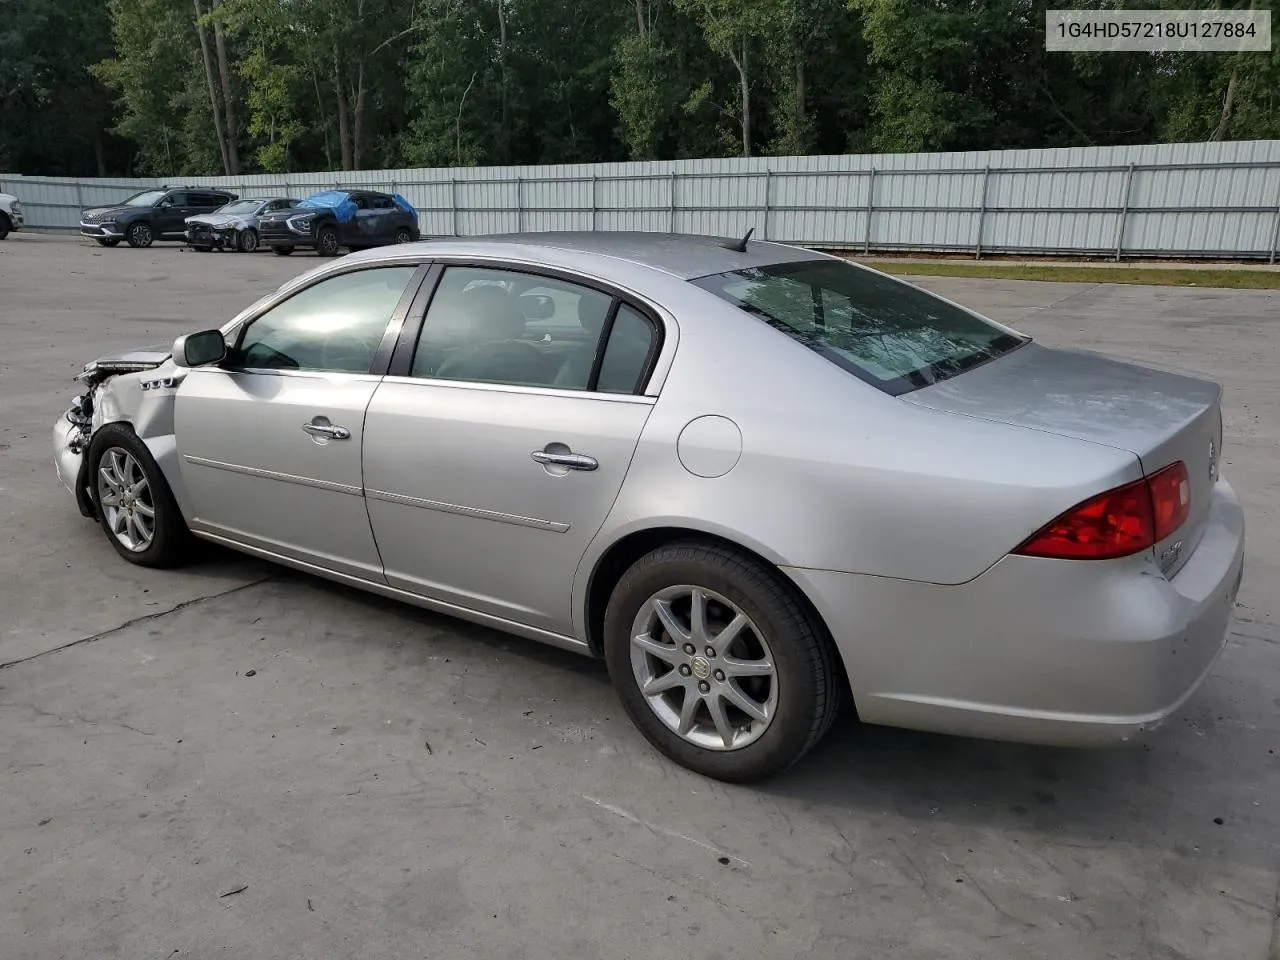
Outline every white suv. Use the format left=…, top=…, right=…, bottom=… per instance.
left=0, top=193, right=23, bottom=239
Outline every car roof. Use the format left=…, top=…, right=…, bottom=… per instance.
left=356, top=231, right=825, bottom=281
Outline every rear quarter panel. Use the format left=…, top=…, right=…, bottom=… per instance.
left=579, top=287, right=1144, bottom=596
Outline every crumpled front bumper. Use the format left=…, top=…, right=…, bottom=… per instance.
left=53, top=408, right=96, bottom=518
left=186, top=223, right=238, bottom=247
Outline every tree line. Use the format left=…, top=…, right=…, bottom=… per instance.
left=2, top=0, right=1276, bottom=179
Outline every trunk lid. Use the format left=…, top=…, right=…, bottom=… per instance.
left=902, top=341, right=1223, bottom=577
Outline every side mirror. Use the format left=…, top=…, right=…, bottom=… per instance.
left=519, top=294, right=555, bottom=321
left=172, top=330, right=227, bottom=368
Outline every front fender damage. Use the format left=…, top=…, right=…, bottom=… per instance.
left=65, top=355, right=188, bottom=521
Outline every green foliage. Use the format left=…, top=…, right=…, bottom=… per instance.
left=1, top=0, right=1277, bottom=176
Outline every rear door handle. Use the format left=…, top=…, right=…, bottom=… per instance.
left=531, top=450, right=598, bottom=471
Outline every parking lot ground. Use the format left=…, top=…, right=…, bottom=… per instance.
left=2, top=234, right=1278, bottom=960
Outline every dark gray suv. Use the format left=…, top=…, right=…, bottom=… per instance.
left=79, top=187, right=238, bottom=248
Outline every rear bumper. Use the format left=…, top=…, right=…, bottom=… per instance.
left=786, top=479, right=1246, bottom=747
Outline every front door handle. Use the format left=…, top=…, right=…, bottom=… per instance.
left=531, top=450, right=598, bottom=471
left=302, top=418, right=351, bottom=441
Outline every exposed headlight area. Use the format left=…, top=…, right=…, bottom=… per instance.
left=286, top=214, right=313, bottom=234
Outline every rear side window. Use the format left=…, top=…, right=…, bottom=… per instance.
left=693, top=259, right=1026, bottom=395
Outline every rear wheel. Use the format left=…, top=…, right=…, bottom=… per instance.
left=96, top=238, right=121, bottom=247
left=603, top=540, right=839, bottom=782
left=394, top=227, right=414, bottom=244
left=126, top=222, right=153, bottom=248
left=237, top=228, right=259, bottom=253
left=0, top=212, right=10, bottom=239
left=271, top=245, right=294, bottom=256
left=88, top=424, right=191, bottom=568
left=316, top=226, right=339, bottom=256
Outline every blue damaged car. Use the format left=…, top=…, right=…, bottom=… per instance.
left=258, top=189, right=420, bottom=257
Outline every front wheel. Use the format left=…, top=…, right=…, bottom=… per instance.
left=0, top=212, right=10, bottom=240
left=237, top=228, right=259, bottom=253
left=271, top=245, right=294, bottom=256
left=96, top=238, right=121, bottom=247
left=603, top=541, right=840, bottom=783
left=88, top=424, right=191, bottom=568
left=126, top=222, right=153, bottom=248
left=316, top=226, right=339, bottom=256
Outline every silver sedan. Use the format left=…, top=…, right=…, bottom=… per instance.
left=52, top=233, right=1245, bottom=781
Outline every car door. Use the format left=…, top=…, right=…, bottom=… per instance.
left=174, top=263, right=427, bottom=580
left=361, top=263, right=663, bottom=636
left=155, top=191, right=190, bottom=236
left=348, top=194, right=393, bottom=245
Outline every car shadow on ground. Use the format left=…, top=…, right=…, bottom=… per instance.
left=277, top=566, right=1260, bottom=861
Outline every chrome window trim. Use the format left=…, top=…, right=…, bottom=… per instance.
left=377, top=374, right=658, bottom=405
left=183, top=366, right=384, bottom=384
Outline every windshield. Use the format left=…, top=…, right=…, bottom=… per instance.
left=124, top=190, right=166, bottom=207
left=693, top=259, right=1027, bottom=395
left=218, top=200, right=261, bottom=214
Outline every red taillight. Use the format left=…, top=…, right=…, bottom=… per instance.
left=1147, top=461, right=1190, bottom=542
left=1013, top=461, right=1189, bottom=561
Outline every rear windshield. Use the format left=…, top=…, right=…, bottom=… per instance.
left=693, top=259, right=1027, bottom=395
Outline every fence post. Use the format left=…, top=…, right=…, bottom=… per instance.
left=863, top=168, right=875, bottom=255
left=516, top=176, right=524, bottom=233
left=669, top=172, right=676, bottom=233
left=591, top=175, right=598, bottom=232
left=974, top=166, right=991, bottom=260
left=1114, top=162, right=1135, bottom=262
left=75, top=180, right=84, bottom=215
left=451, top=178, right=460, bottom=237
left=762, top=170, right=772, bottom=241
left=1269, top=179, right=1280, bottom=265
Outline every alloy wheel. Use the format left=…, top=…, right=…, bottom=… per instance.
left=629, top=584, right=778, bottom=750
left=96, top=447, right=155, bottom=553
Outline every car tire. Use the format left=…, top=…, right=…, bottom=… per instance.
left=0, top=212, right=10, bottom=240
left=316, top=226, right=339, bottom=256
left=602, top=540, right=840, bottom=783
left=126, top=222, right=154, bottom=248
left=271, top=246, right=294, bottom=256
left=237, top=228, right=259, bottom=253
left=96, top=238, right=121, bottom=247
left=88, top=424, right=191, bottom=568
left=394, top=227, right=414, bottom=244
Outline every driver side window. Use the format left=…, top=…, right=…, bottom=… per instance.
left=230, top=266, right=417, bottom=374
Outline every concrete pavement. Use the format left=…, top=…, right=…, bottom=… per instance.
left=2, top=234, right=1277, bottom=960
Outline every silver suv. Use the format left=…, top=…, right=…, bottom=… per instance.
left=0, top=192, right=23, bottom=239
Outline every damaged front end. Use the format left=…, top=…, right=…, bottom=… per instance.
left=56, top=348, right=172, bottom=519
